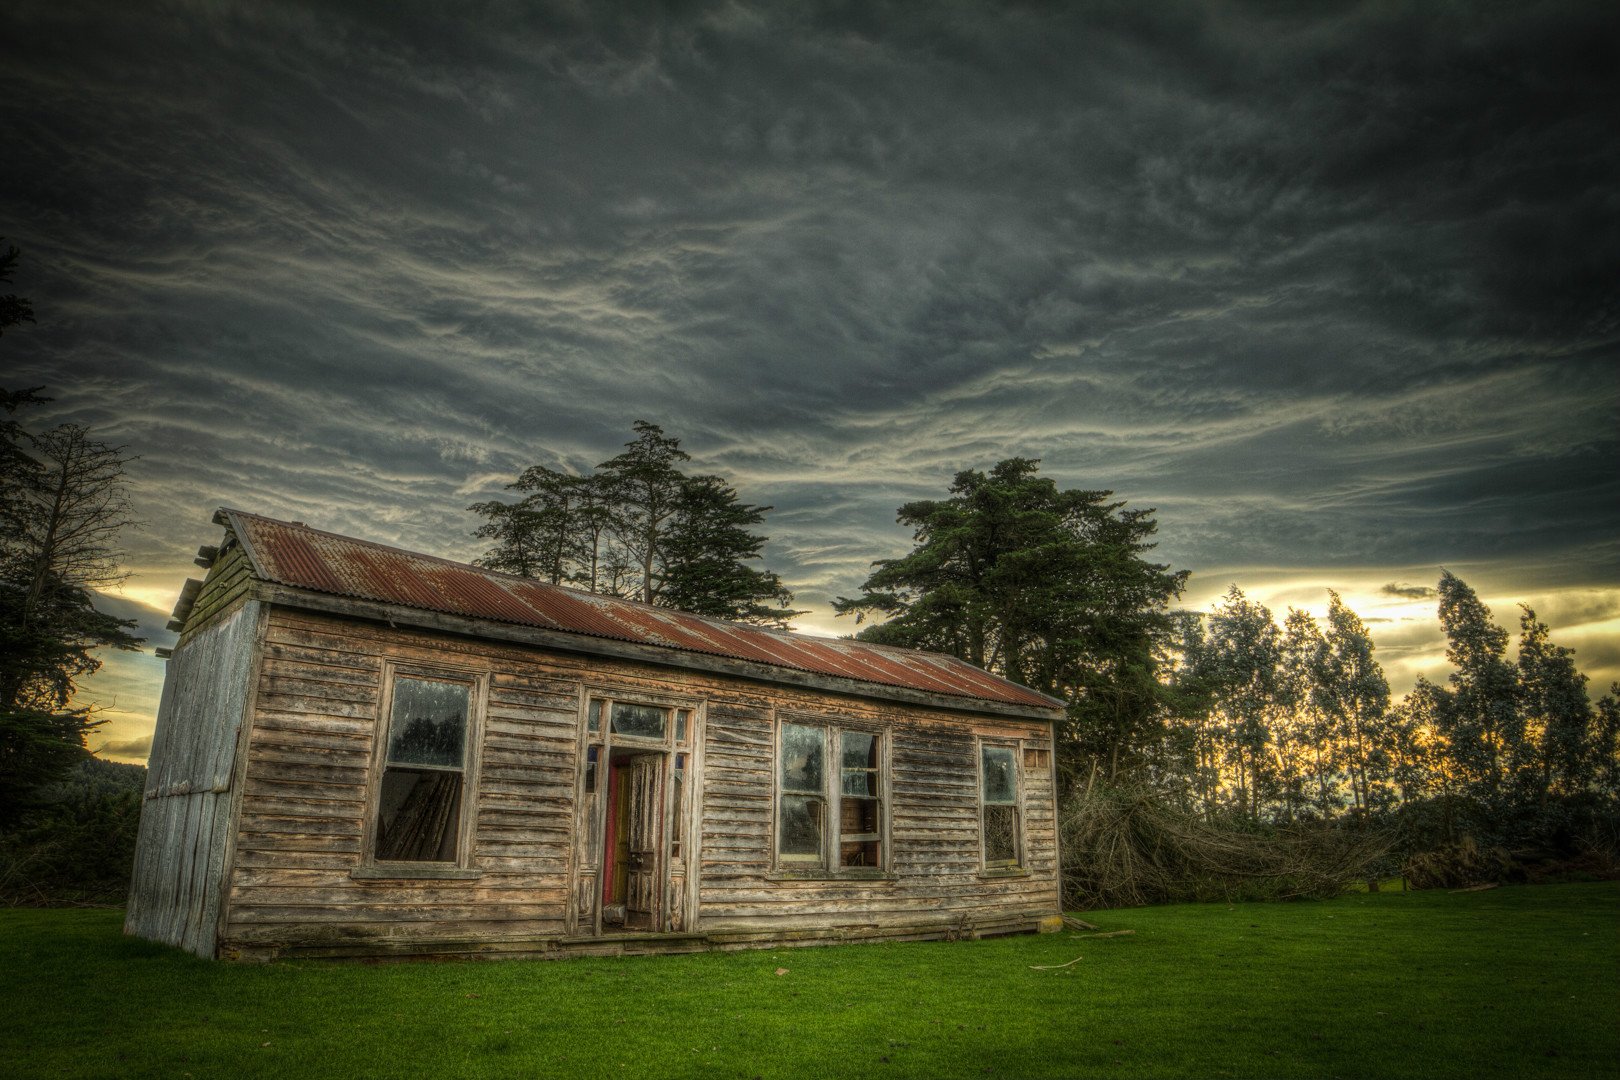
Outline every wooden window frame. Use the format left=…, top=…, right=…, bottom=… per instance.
left=354, top=661, right=488, bottom=881
left=977, top=737, right=1026, bottom=875
left=771, top=714, right=891, bottom=878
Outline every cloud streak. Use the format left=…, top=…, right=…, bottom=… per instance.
left=3, top=1, right=1615, bottom=758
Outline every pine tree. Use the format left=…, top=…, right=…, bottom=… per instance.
left=469, top=422, right=799, bottom=624
left=835, top=458, right=1188, bottom=780
left=660, top=475, right=800, bottom=626
left=596, top=421, right=690, bottom=605
left=0, top=397, right=141, bottom=824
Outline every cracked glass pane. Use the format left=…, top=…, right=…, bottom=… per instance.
left=779, top=794, right=824, bottom=859
left=781, top=723, right=824, bottom=793
left=981, top=745, right=1018, bottom=804
left=387, top=678, right=469, bottom=768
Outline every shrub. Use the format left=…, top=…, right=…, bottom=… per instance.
left=1060, top=782, right=1390, bottom=909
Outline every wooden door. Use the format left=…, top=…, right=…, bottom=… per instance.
left=625, top=755, right=663, bottom=929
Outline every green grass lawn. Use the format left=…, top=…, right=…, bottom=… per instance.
left=3, top=883, right=1615, bottom=1080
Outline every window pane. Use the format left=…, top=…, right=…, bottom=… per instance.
left=779, top=794, right=824, bottom=860
left=839, top=791, right=882, bottom=867
left=981, top=746, right=1018, bottom=804
left=388, top=678, right=469, bottom=767
left=840, top=731, right=878, bottom=796
left=671, top=755, right=685, bottom=860
left=983, top=804, right=1018, bottom=865
left=840, top=795, right=880, bottom=836
left=675, top=709, right=688, bottom=743
left=375, top=767, right=462, bottom=861
left=587, top=700, right=603, bottom=733
left=611, top=702, right=667, bottom=739
left=839, top=838, right=882, bottom=867
left=841, top=731, right=877, bottom=771
left=781, top=724, right=824, bottom=793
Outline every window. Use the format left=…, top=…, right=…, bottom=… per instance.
left=610, top=701, right=667, bottom=739
left=839, top=732, right=881, bottom=867
left=671, top=752, right=687, bottom=860
left=980, top=743, right=1021, bottom=869
left=778, top=723, right=825, bottom=863
left=371, top=672, right=479, bottom=865
left=777, top=721, right=885, bottom=871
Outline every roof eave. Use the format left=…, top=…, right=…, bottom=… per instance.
left=251, top=581, right=1066, bottom=723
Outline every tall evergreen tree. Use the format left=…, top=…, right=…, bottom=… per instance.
left=837, top=458, right=1188, bottom=780
left=660, top=475, right=800, bottom=626
left=469, top=422, right=799, bottom=625
left=596, top=421, right=690, bottom=605
left=0, top=396, right=141, bottom=824
left=0, top=241, right=36, bottom=337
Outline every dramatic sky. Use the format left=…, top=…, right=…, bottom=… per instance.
left=4, top=1, right=1616, bottom=764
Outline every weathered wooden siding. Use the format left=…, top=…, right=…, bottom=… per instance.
left=221, top=609, right=582, bottom=952
left=692, top=701, right=1060, bottom=934
left=217, top=608, right=1060, bottom=957
left=126, top=601, right=262, bottom=957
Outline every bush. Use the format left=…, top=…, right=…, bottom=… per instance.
left=1060, top=783, right=1390, bottom=909
left=0, top=758, right=145, bottom=906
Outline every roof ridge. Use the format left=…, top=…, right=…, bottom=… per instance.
left=220, top=506, right=824, bottom=638
left=215, top=507, right=1066, bottom=713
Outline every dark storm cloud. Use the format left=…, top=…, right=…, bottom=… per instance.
left=2, top=0, right=1616, bottom=738
left=1382, top=583, right=1438, bottom=601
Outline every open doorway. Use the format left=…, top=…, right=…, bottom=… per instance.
left=601, top=750, right=665, bottom=932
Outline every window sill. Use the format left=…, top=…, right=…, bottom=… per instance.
left=977, top=867, right=1030, bottom=880
left=351, top=865, right=483, bottom=881
left=767, top=869, right=897, bottom=883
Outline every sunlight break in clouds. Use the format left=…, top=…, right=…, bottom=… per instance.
left=3, top=2, right=1615, bottom=762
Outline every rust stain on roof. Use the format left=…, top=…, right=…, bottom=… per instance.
left=219, top=509, right=1064, bottom=713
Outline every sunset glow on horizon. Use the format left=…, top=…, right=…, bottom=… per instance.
left=4, top=2, right=1614, bottom=765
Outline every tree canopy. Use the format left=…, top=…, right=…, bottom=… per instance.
left=835, top=458, right=1189, bottom=776
left=470, top=422, right=801, bottom=626
left=1, top=405, right=143, bottom=822
left=1, top=247, right=142, bottom=824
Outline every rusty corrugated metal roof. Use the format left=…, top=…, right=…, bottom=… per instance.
left=218, top=508, right=1064, bottom=714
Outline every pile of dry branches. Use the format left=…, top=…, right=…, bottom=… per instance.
left=1060, top=783, right=1391, bottom=910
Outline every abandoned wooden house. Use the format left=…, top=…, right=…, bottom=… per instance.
left=127, top=509, right=1066, bottom=960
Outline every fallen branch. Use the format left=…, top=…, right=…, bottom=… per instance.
left=1074, top=929, right=1135, bottom=940
left=1062, top=916, right=1099, bottom=931
left=1030, top=956, right=1083, bottom=971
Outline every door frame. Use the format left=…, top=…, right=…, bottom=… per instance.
left=601, top=748, right=666, bottom=930
left=572, top=687, right=703, bottom=938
